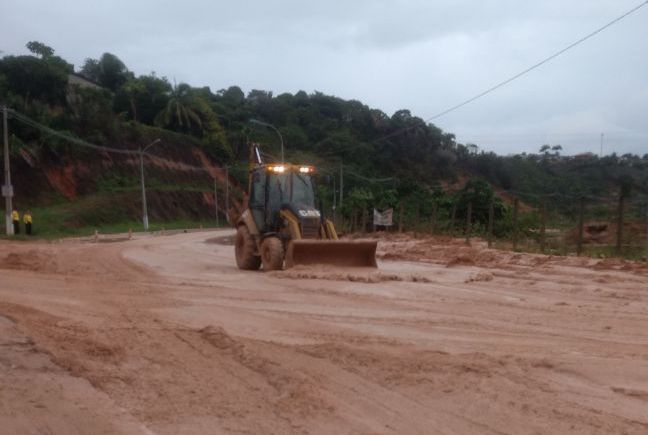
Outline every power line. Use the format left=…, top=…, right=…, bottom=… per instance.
left=342, top=168, right=396, bottom=184
left=7, top=108, right=253, bottom=174
left=370, top=1, right=648, bottom=145
left=8, top=109, right=139, bottom=156
left=458, top=131, right=648, bottom=139
left=425, top=0, right=648, bottom=122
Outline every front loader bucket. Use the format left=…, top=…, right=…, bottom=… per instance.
left=285, top=240, right=378, bottom=268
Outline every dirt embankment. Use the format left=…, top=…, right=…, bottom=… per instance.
left=374, top=231, right=648, bottom=273
left=10, top=134, right=246, bottom=226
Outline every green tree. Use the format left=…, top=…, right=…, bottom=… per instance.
left=345, top=187, right=374, bottom=226
left=114, top=74, right=171, bottom=125
left=119, top=78, right=146, bottom=121
left=67, top=87, right=116, bottom=140
left=455, top=179, right=506, bottom=228
left=0, top=54, right=70, bottom=106
left=81, top=53, right=131, bottom=90
left=26, top=41, right=54, bottom=59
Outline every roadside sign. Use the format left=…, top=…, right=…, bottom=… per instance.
left=1, top=184, right=13, bottom=197
left=373, top=208, right=393, bottom=226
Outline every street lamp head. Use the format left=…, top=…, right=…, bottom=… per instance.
left=142, top=138, right=162, bottom=153
left=248, top=119, right=284, bottom=163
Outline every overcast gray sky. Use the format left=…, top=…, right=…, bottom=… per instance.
left=2, top=0, right=647, bottom=156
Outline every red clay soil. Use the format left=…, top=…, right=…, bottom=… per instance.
left=1, top=231, right=647, bottom=434
left=43, top=164, right=85, bottom=199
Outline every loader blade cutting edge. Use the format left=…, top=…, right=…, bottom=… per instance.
left=285, top=240, right=378, bottom=268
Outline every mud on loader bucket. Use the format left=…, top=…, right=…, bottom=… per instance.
left=285, top=240, right=378, bottom=268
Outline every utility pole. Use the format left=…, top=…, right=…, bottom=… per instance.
left=2, top=106, right=13, bottom=236
left=139, top=152, right=148, bottom=231
left=214, top=179, right=219, bottom=227
left=600, top=133, right=604, bottom=157
left=139, top=138, right=161, bottom=231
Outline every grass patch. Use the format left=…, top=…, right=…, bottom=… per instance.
left=2, top=192, right=224, bottom=240
left=2, top=217, right=223, bottom=240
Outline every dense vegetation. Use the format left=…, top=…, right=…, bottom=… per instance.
left=1, top=41, right=647, bottom=238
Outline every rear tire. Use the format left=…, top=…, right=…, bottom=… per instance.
left=260, top=237, right=284, bottom=271
left=235, top=225, right=261, bottom=270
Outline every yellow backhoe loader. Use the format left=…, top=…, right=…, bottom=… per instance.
left=234, top=145, right=377, bottom=271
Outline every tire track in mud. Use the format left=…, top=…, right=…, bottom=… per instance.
left=2, top=232, right=648, bottom=434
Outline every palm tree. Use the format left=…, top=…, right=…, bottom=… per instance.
left=155, top=83, right=203, bottom=132
left=154, top=83, right=234, bottom=158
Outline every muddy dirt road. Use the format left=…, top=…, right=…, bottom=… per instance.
left=1, top=230, right=647, bottom=434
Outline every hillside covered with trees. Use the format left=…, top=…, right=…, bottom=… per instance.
left=1, top=41, right=647, bottom=241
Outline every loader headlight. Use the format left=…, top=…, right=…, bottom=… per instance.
left=269, top=165, right=286, bottom=173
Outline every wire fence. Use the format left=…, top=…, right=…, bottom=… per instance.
left=332, top=191, right=648, bottom=260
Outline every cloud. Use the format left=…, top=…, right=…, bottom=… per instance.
left=1, top=0, right=646, bottom=155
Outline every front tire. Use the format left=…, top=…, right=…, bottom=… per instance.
left=235, top=225, right=261, bottom=270
left=260, top=237, right=284, bottom=271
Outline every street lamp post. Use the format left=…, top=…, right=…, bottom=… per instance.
left=139, top=138, right=161, bottom=231
left=249, top=119, right=284, bottom=163
left=2, top=106, right=13, bottom=236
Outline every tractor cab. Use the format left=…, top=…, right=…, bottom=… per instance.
left=249, top=164, right=320, bottom=235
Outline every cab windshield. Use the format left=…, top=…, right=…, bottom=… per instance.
left=267, top=171, right=315, bottom=209
left=291, top=172, right=315, bottom=207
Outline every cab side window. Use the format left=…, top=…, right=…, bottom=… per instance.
left=251, top=172, right=265, bottom=207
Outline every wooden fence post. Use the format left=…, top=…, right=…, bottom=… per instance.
left=645, top=204, right=648, bottom=259
left=214, top=180, right=220, bottom=227
left=361, top=207, right=368, bottom=234
left=645, top=204, right=648, bottom=258
left=512, top=198, right=519, bottom=251
left=616, top=190, right=625, bottom=255
left=487, top=200, right=494, bottom=248
left=352, top=209, right=357, bottom=233
left=431, top=202, right=438, bottom=234
left=449, top=202, right=456, bottom=235
left=465, top=201, right=472, bottom=245
left=540, top=197, right=546, bottom=253
left=398, top=202, right=404, bottom=233
left=577, top=197, right=585, bottom=256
